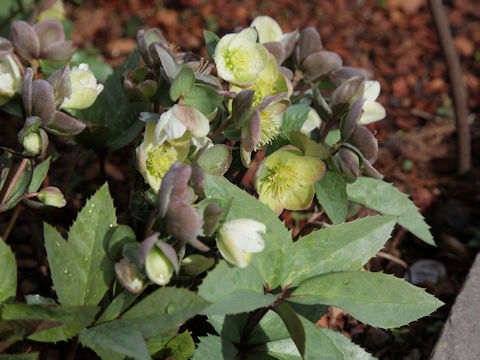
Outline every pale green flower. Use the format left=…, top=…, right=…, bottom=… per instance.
left=0, top=52, right=21, bottom=106
left=214, top=27, right=269, bottom=85
left=356, top=80, right=386, bottom=125
left=300, top=107, right=322, bottom=135
left=61, top=64, right=103, bottom=110
left=136, top=122, right=190, bottom=192
left=251, top=16, right=298, bottom=60
left=256, top=147, right=326, bottom=215
left=38, top=187, right=66, bottom=208
left=231, top=54, right=290, bottom=107
left=216, top=218, right=266, bottom=268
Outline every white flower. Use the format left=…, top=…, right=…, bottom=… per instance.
left=216, top=218, right=266, bottom=268
left=214, top=27, right=269, bottom=85
left=61, top=63, right=103, bottom=110
left=357, top=80, right=386, bottom=125
left=0, top=53, right=21, bottom=106
left=154, top=104, right=210, bottom=146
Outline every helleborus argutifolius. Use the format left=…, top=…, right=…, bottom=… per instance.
left=214, top=27, right=269, bottom=85
left=216, top=218, right=266, bottom=268
left=256, top=146, right=326, bottom=215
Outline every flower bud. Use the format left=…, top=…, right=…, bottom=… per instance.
left=301, top=51, right=342, bottom=81
left=61, top=64, right=103, bottom=110
left=18, top=117, right=49, bottom=156
left=145, top=246, right=175, bottom=286
left=38, top=186, right=66, bottom=207
left=115, top=257, right=144, bottom=293
left=0, top=46, right=22, bottom=106
left=296, top=27, right=323, bottom=65
left=123, top=68, right=157, bottom=102
left=338, top=147, right=360, bottom=179
left=181, top=254, right=215, bottom=275
left=216, top=218, right=266, bottom=268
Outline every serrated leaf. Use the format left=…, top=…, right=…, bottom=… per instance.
left=204, top=30, right=220, bottom=60
left=170, top=65, right=195, bottom=101
left=192, top=335, right=238, bottom=360
left=95, top=289, right=137, bottom=325
left=346, top=177, right=434, bottom=245
left=122, top=287, right=209, bottom=338
left=273, top=303, right=306, bottom=357
left=44, top=183, right=116, bottom=306
left=79, top=319, right=149, bottom=360
left=1, top=304, right=99, bottom=342
left=281, top=104, right=310, bottom=138
left=27, top=156, right=51, bottom=193
left=198, top=260, right=277, bottom=315
left=165, top=331, right=195, bottom=360
left=0, top=319, right=61, bottom=352
left=314, top=170, right=348, bottom=224
left=204, top=175, right=292, bottom=288
left=182, top=84, right=222, bottom=116
left=300, top=316, right=375, bottom=360
left=0, top=239, right=16, bottom=303
left=207, top=313, right=249, bottom=344
left=284, top=215, right=396, bottom=286
left=290, top=271, right=443, bottom=328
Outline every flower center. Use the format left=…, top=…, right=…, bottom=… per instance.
left=256, top=110, right=280, bottom=149
left=225, top=46, right=251, bottom=75
left=262, top=164, right=298, bottom=198
left=146, top=143, right=178, bottom=179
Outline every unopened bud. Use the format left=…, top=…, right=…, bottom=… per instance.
left=38, top=186, right=66, bottom=207
left=145, top=246, right=174, bottom=286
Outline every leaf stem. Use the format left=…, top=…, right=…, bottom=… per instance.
left=2, top=205, right=23, bottom=241
left=0, top=158, right=29, bottom=209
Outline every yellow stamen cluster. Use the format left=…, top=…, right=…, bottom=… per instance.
left=256, top=110, right=281, bottom=149
left=224, top=46, right=251, bottom=76
left=146, top=143, right=178, bottom=179
left=262, top=164, right=297, bottom=198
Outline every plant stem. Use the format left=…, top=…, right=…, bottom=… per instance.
left=429, top=0, right=471, bottom=174
left=2, top=205, right=23, bottom=242
left=211, top=118, right=233, bottom=141
left=0, top=158, right=29, bottom=208
left=240, top=307, right=270, bottom=345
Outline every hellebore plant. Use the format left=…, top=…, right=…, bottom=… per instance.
left=0, top=4, right=442, bottom=360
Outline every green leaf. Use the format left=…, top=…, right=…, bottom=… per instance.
left=0, top=354, right=39, bottom=360
left=281, top=104, right=309, bottom=138
left=165, top=331, right=195, bottom=360
left=290, top=271, right=444, bottom=328
left=182, top=84, right=222, bottom=116
left=122, top=287, right=209, bottom=338
left=207, top=313, right=248, bottom=344
left=0, top=319, right=61, bottom=352
left=284, top=215, right=396, bottom=286
left=74, top=50, right=148, bottom=149
left=204, top=30, right=220, bottom=60
left=0, top=239, right=16, bottom=303
left=170, top=65, right=195, bottom=101
left=346, top=177, right=434, bottom=245
left=300, top=316, right=375, bottom=360
left=0, top=98, right=24, bottom=118
left=39, top=60, right=66, bottom=78
left=287, top=302, right=328, bottom=324
left=1, top=304, right=99, bottom=342
left=192, top=335, right=238, bottom=360
left=95, top=289, right=137, bottom=325
left=314, top=170, right=348, bottom=224
left=204, top=175, right=292, bottom=288
left=44, top=183, right=116, bottom=306
left=273, top=303, right=306, bottom=357
left=27, top=157, right=51, bottom=193
left=147, top=331, right=177, bottom=356
left=79, top=320, right=149, bottom=360
left=198, top=261, right=277, bottom=315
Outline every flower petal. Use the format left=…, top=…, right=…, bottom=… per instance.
left=363, top=80, right=381, bottom=101
left=359, top=101, right=386, bottom=125
left=285, top=156, right=326, bottom=185
left=282, top=184, right=315, bottom=211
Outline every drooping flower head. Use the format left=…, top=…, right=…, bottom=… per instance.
left=61, top=64, right=104, bottom=110
left=355, top=80, right=386, bottom=125
left=256, top=146, right=326, bottom=215
left=214, top=27, right=269, bottom=85
left=216, top=218, right=266, bottom=268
